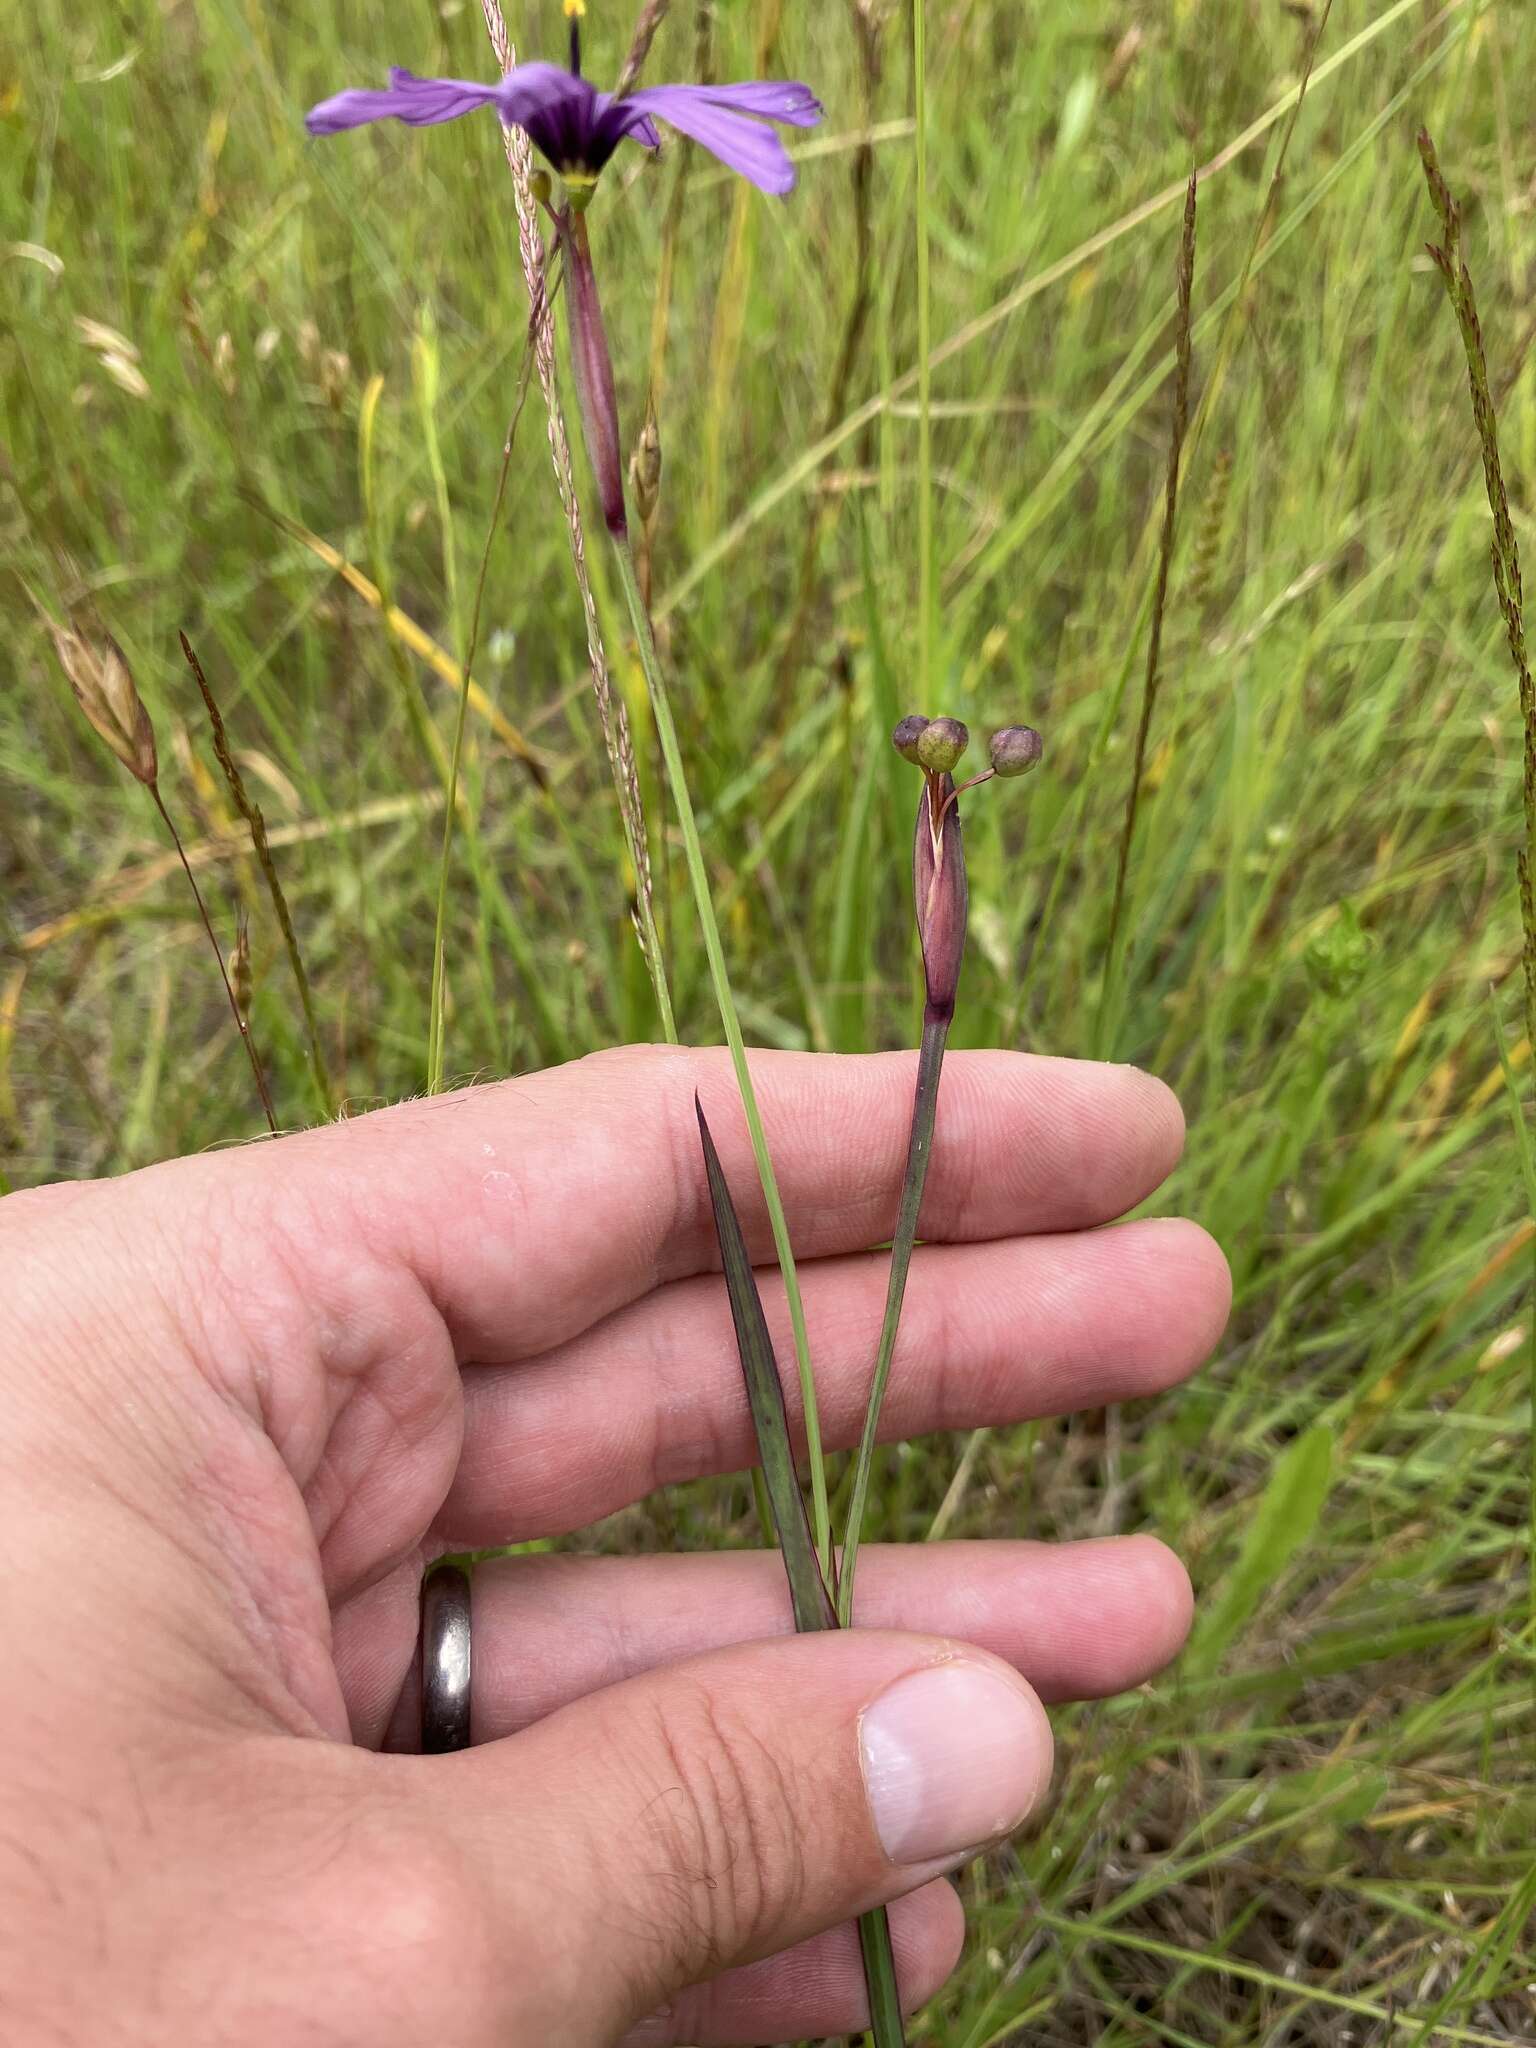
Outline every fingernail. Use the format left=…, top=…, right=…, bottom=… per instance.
left=860, top=1661, right=1050, bottom=1866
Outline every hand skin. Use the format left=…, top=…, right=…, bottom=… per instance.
left=0, top=1044, right=1228, bottom=2048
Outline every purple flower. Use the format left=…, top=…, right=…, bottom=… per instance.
left=305, top=58, right=822, bottom=198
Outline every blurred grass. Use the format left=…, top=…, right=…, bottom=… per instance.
left=4, top=0, right=1535, bottom=2039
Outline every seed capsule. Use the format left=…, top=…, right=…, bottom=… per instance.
left=891, top=713, right=930, bottom=764
left=915, top=716, right=969, bottom=774
left=988, top=725, right=1043, bottom=778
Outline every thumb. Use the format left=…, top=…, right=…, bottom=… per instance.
left=421, top=1628, right=1053, bottom=2043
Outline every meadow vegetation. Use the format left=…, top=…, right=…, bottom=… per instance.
left=4, top=0, right=1535, bottom=2039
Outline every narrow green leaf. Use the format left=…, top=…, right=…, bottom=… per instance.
left=695, top=1097, right=835, bottom=1633
left=1188, top=1423, right=1334, bottom=1676
left=693, top=1099, right=907, bottom=2045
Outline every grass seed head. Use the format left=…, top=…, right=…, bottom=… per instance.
left=629, top=406, right=662, bottom=525
left=232, top=911, right=253, bottom=1020
left=50, top=621, right=158, bottom=787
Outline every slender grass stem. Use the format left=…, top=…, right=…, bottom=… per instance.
left=179, top=634, right=334, bottom=1119
left=425, top=413, right=516, bottom=1095
left=150, top=785, right=278, bottom=1135
left=913, top=0, right=933, bottom=701
left=1099, top=172, right=1198, bottom=1056
left=1419, top=127, right=1536, bottom=1654
left=838, top=1006, right=947, bottom=1622
left=611, top=533, right=830, bottom=1572
left=423, top=305, right=560, bottom=1090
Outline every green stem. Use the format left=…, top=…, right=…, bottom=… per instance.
left=624, top=728, right=677, bottom=1044
left=611, top=532, right=831, bottom=1575
left=839, top=1007, right=948, bottom=1624
left=914, top=0, right=933, bottom=701
left=858, top=1905, right=907, bottom=2046
left=425, top=424, right=514, bottom=1094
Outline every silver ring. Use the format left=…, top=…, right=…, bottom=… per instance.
left=420, top=1564, right=473, bottom=1754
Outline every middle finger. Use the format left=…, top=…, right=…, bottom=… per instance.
left=440, top=1217, right=1228, bottom=1543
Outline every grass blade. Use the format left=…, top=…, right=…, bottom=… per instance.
left=1187, top=1423, right=1333, bottom=1678
left=695, top=1095, right=834, bottom=1633
left=694, top=1098, right=907, bottom=2045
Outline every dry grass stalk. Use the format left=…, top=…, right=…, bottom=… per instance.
left=19, top=788, right=446, bottom=955
left=241, top=487, right=547, bottom=781
left=1106, top=171, right=1199, bottom=966
left=1418, top=121, right=1536, bottom=1666
left=644, top=0, right=712, bottom=447
left=45, top=612, right=277, bottom=1134
left=613, top=0, right=672, bottom=101
left=774, top=0, right=885, bottom=693
left=179, top=633, right=333, bottom=1118
left=478, top=0, right=665, bottom=1008
left=1419, top=129, right=1535, bottom=1056
left=628, top=403, right=663, bottom=610
left=698, top=0, right=784, bottom=535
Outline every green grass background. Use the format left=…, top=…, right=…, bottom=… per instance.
left=4, top=0, right=1534, bottom=2039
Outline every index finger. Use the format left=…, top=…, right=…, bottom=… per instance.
left=216, top=1042, right=1184, bottom=1363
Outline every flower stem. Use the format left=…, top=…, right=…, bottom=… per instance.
left=858, top=1905, right=907, bottom=2046
left=610, top=532, right=831, bottom=1575
left=913, top=0, right=933, bottom=701
left=838, top=1006, right=948, bottom=1623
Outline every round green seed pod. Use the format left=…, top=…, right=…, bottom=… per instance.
left=915, top=716, right=969, bottom=774
left=891, top=714, right=930, bottom=763
left=988, top=725, right=1043, bottom=778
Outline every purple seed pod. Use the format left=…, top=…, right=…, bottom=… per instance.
left=989, top=725, right=1043, bottom=778
left=915, top=716, right=968, bottom=775
left=891, top=713, right=930, bottom=764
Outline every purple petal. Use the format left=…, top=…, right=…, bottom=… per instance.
left=305, top=60, right=603, bottom=146
left=683, top=80, right=823, bottom=128
left=624, top=85, right=806, bottom=194
left=490, top=61, right=597, bottom=132
left=590, top=93, right=662, bottom=158
left=305, top=67, right=502, bottom=135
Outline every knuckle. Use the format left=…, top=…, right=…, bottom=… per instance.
left=637, top=1682, right=805, bottom=1972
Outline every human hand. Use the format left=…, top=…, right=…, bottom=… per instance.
left=0, top=1045, right=1228, bottom=2046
